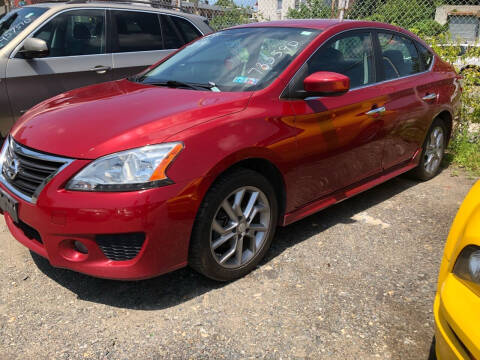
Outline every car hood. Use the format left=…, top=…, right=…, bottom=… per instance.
left=11, top=80, right=253, bottom=159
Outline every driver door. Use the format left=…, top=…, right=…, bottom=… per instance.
left=288, top=30, right=387, bottom=206
left=6, top=9, right=113, bottom=120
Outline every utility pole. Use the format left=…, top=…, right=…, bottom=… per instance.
left=338, top=0, right=344, bottom=20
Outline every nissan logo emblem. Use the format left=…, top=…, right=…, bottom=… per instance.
left=5, top=157, right=20, bottom=180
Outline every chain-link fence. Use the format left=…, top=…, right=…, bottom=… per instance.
left=173, top=0, right=479, bottom=44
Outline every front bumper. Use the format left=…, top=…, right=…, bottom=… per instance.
left=434, top=273, right=480, bottom=360
left=1, top=159, right=201, bottom=280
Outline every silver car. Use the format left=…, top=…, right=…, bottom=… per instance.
left=0, top=1, right=212, bottom=138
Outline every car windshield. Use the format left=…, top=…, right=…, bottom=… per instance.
left=137, top=27, right=321, bottom=92
left=0, top=7, right=47, bottom=50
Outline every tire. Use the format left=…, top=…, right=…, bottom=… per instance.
left=189, top=168, right=278, bottom=281
left=409, top=118, right=447, bottom=181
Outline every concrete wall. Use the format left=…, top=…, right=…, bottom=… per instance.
left=435, top=5, right=480, bottom=25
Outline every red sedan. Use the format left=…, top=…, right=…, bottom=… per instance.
left=0, top=20, right=461, bottom=281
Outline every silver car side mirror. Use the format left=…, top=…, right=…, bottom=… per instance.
left=19, top=38, right=49, bottom=59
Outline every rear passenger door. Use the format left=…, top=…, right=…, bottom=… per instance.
left=373, top=31, right=437, bottom=169
left=109, top=10, right=202, bottom=79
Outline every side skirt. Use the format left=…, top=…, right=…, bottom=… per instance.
left=281, top=149, right=421, bottom=226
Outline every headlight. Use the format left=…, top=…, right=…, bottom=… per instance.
left=453, top=245, right=480, bottom=284
left=66, top=142, right=183, bottom=191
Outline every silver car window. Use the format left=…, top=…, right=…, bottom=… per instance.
left=111, top=10, right=162, bottom=53
left=31, top=9, right=106, bottom=57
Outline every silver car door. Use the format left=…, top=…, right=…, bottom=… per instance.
left=110, top=11, right=183, bottom=80
left=5, top=8, right=112, bottom=120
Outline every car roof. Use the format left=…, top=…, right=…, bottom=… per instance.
left=232, top=19, right=403, bottom=32
left=23, top=1, right=207, bottom=21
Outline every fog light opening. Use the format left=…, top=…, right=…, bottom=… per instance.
left=74, top=240, right=88, bottom=254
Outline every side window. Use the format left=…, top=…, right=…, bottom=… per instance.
left=306, top=32, right=375, bottom=89
left=416, top=42, right=433, bottom=70
left=32, top=9, right=105, bottom=57
left=160, top=15, right=184, bottom=49
left=112, top=10, right=162, bottom=53
left=171, top=16, right=201, bottom=44
left=378, top=32, right=422, bottom=80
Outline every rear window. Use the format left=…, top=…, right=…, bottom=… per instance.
left=171, top=16, right=201, bottom=44
left=112, top=10, right=162, bottom=53
left=160, top=15, right=184, bottom=49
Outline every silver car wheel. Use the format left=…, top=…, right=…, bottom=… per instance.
left=210, top=186, right=271, bottom=269
left=424, top=126, right=445, bottom=175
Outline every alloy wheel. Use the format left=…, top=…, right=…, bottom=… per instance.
left=424, top=126, right=445, bottom=175
left=210, top=186, right=271, bottom=269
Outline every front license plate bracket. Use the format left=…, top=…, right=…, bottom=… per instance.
left=0, top=188, right=18, bottom=223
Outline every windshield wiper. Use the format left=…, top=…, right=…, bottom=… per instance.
left=142, top=80, right=220, bottom=91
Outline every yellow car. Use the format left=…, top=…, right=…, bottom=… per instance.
left=435, top=180, right=480, bottom=359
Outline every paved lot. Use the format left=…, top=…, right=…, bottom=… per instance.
left=0, top=168, right=476, bottom=360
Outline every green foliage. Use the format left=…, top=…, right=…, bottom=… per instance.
left=215, top=0, right=235, bottom=7
left=347, top=0, right=449, bottom=37
left=364, top=0, right=435, bottom=29
left=447, top=127, right=480, bottom=176
left=409, top=19, right=448, bottom=37
left=429, top=34, right=480, bottom=174
left=209, top=5, right=254, bottom=30
left=347, top=0, right=381, bottom=19
left=287, top=0, right=332, bottom=19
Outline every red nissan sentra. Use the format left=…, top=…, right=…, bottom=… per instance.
left=0, top=20, right=461, bottom=281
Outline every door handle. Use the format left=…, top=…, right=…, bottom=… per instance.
left=422, top=93, right=437, bottom=101
left=365, top=106, right=386, bottom=116
left=90, top=65, right=111, bottom=74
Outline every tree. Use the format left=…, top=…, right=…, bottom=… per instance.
left=209, top=0, right=254, bottom=30
left=365, top=0, right=436, bottom=28
left=215, top=0, right=235, bottom=6
left=287, top=0, right=332, bottom=19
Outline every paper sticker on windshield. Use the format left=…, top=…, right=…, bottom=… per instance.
left=233, top=76, right=259, bottom=85
left=301, top=31, right=313, bottom=35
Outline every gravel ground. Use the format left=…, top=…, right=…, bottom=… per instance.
left=0, top=168, right=477, bottom=360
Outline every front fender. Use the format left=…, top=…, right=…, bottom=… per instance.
left=165, top=107, right=300, bottom=214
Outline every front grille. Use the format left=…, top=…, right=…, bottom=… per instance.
left=1, top=138, right=70, bottom=200
left=95, top=233, right=146, bottom=261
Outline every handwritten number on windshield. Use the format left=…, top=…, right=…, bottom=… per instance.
left=247, top=41, right=299, bottom=75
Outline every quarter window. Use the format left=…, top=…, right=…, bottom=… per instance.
left=112, top=10, right=162, bottom=53
left=306, top=32, right=375, bottom=89
left=32, top=9, right=105, bottom=57
left=171, top=16, right=201, bottom=44
left=378, top=32, right=422, bottom=79
left=416, top=43, right=433, bottom=70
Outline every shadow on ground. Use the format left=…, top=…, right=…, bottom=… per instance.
left=31, top=175, right=421, bottom=310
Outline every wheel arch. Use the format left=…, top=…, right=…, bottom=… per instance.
left=179, top=144, right=290, bottom=224
left=435, top=110, right=453, bottom=143
left=219, top=158, right=286, bottom=219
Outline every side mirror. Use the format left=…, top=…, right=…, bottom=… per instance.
left=19, top=38, right=49, bottom=59
left=302, top=71, right=350, bottom=98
